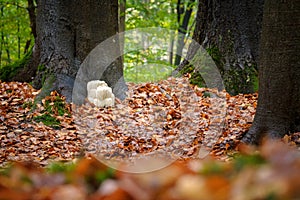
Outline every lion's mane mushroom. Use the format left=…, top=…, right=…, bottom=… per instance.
left=87, top=80, right=115, bottom=107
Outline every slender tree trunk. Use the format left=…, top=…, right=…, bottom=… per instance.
left=17, top=4, right=21, bottom=59
left=169, top=34, right=175, bottom=65
left=174, top=0, right=195, bottom=66
left=242, top=0, right=300, bottom=144
left=119, top=0, right=126, bottom=34
left=0, top=6, right=3, bottom=66
left=119, top=0, right=126, bottom=64
left=24, top=39, right=31, bottom=54
left=4, top=37, right=10, bottom=63
left=0, top=39, right=2, bottom=66
left=27, top=0, right=37, bottom=39
left=9, top=0, right=39, bottom=82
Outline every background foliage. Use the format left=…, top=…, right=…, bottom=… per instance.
left=124, top=0, right=196, bottom=83
left=0, top=0, right=197, bottom=84
left=0, top=0, right=32, bottom=67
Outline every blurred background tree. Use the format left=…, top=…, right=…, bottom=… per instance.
left=123, top=0, right=196, bottom=83
left=0, top=0, right=197, bottom=84
left=0, top=0, right=33, bottom=66
left=0, top=0, right=263, bottom=95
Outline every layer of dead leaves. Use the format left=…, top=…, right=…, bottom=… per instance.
left=0, top=141, right=300, bottom=200
left=1, top=77, right=300, bottom=199
left=0, top=81, right=83, bottom=167
left=74, top=76, right=299, bottom=166
left=1, top=77, right=299, bottom=165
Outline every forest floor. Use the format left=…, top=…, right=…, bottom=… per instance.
left=0, top=77, right=300, bottom=199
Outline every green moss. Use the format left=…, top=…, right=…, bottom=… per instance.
left=34, top=74, right=56, bottom=105
left=202, top=91, right=211, bottom=98
left=233, top=154, right=266, bottom=172
left=179, top=64, right=206, bottom=88
left=94, top=168, right=115, bottom=183
left=37, top=64, right=45, bottom=71
left=0, top=163, right=13, bottom=176
left=33, top=113, right=60, bottom=128
left=53, top=97, right=65, bottom=116
left=44, top=95, right=69, bottom=116
left=177, top=46, right=223, bottom=88
left=223, top=65, right=258, bottom=95
left=30, top=72, right=72, bottom=128
left=190, top=72, right=206, bottom=87
left=178, top=42, right=260, bottom=94
left=200, top=161, right=226, bottom=175
left=0, top=49, right=32, bottom=81
left=33, top=83, right=70, bottom=128
left=46, top=162, right=76, bottom=173
left=251, top=68, right=259, bottom=92
left=37, top=64, right=47, bottom=86
left=22, top=100, right=34, bottom=109
left=85, top=168, right=115, bottom=189
left=206, top=45, right=222, bottom=67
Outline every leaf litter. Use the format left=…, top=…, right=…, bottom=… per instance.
left=0, top=77, right=300, bottom=199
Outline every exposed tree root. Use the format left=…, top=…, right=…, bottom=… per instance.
left=242, top=123, right=288, bottom=145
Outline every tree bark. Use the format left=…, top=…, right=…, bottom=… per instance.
left=33, top=0, right=126, bottom=102
left=0, top=0, right=38, bottom=83
left=27, top=0, right=37, bottom=39
left=177, top=0, right=264, bottom=95
left=11, top=0, right=38, bottom=82
left=242, top=0, right=300, bottom=144
left=119, top=0, right=126, bottom=34
left=174, top=0, right=196, bottom=66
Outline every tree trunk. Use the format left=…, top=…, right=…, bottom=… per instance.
left=119, top=0, right=126, bottom=64
left=174, top=0, right=196, bottom=66
left=33, top=0, right=126, bottom=102
left=27, top=0, right=37, bottom=39
left=176, top=0, right=264, bottom=95
left=242, top=0, right=300, bottom=144
left=10, top=0, right=38, bottom=83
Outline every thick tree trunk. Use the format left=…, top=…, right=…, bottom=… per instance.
left=242, top=0, right=300, bottom=144
left=33, top=0, right=126, bottom=102
left=177, top=0, right=264, bottom=95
